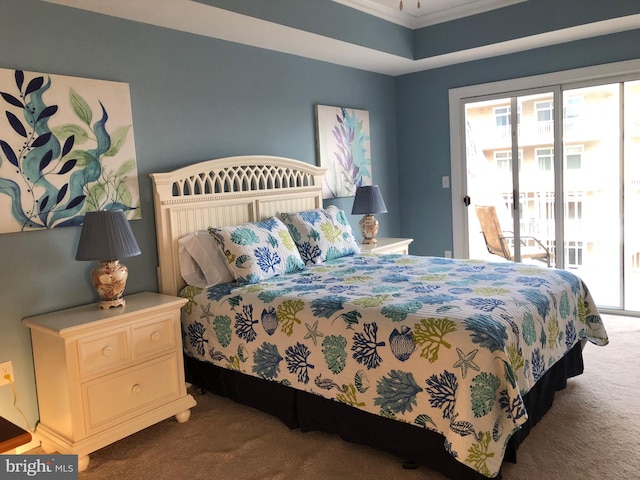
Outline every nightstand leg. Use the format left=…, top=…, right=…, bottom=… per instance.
left=78, top=454, right=90, bottom=472
left=174, top=409, right=191, bottom=423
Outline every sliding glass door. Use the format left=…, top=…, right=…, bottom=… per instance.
left=462, top=79, right=639, bottom=312
left=465, top=90, right=556, bottom=268
left=624, top=80, right=640, bottom=311
left=562, top=84, right=621, bottom=308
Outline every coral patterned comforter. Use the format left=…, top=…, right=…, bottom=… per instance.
left=180, top=254, right=608, bottom=478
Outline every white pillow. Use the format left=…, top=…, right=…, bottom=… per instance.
left=178, top=230, right=234, bottom=286
left=178, top=242, right=207, bottom=287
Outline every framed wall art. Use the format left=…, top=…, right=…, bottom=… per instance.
left=0, top=68, right=141, bottom=234
left=315, top=104, right=372, bottom=199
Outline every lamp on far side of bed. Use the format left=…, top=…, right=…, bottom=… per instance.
left=351, top=185, right=387, bottom=244
left=75, top=210, right=141, bottom=309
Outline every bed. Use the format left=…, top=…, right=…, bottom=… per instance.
left=150, top=155, right=608, bottom=479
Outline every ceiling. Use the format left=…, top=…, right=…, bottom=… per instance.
left=42, top=0, right=640, bottom=76
left=333, top=0, right=526, bottom=28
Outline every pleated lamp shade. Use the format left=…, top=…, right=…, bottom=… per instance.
left=351, top=185, right=388, bottom=215
left=351, top=185, right=387, bottom=244
left=76, top=210, right=141, bottom=261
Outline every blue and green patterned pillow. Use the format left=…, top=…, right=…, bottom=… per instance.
left=209, top=217, right=305, bottom=284
left=279, top=205, right=361, bottom=265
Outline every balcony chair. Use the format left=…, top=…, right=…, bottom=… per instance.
left=474, top=205, right=551, bottom=267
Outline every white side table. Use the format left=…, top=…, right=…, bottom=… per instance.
left=360, top=237, right=413, bottom=255
left=23, top=292, right=196, bottom=471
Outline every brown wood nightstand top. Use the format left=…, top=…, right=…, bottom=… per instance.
left=0, top=416, right=31, bottom=453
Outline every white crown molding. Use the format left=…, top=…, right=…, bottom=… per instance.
left=331, top=0, right=416, bottom=27
left=43, top=0, right=640, bottom=76
left=332, top=0, right=527, bottom=29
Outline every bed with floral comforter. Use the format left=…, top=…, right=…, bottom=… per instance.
left=180, top=253, right=608, bottom=478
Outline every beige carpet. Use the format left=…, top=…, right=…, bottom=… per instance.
left=76, top=315, right=639, bottom=480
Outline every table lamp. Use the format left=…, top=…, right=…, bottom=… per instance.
left=75, top=210, right=141, bottom=309
left=351, top=185, right=387, bottom=244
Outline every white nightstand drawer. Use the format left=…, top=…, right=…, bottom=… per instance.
left=78, top=328, right=130, bottom=378
left=132, top=315, right=176, bottom=359
left=82, top=354, right=179, bottom=432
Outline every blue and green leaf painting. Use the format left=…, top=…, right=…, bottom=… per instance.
left=0, top=69, right=140, bottom=233
left=316, top=105, right=372, bottom=199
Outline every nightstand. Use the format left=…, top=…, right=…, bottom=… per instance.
left=360, top=237, right=413, bottom=255
left=23, top=292, right=196, bottom=471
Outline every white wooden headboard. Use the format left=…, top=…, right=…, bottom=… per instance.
left=150, top=155, right=327, bottom=296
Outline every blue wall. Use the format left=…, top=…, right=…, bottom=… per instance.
left=0, top=0, right=398, bottom=429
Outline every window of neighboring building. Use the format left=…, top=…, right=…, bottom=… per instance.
left=495, top=150, right=523, bottom=171
left=565, top=145, right=583, bottom=169
left=565, top=197, right=583, bottom=220
left=536, top=147, right=553, bottom=171
left=566, top=240, right=583, bottom=267
left=494, top=106, right=510, bottom=127
left=494, top=105, right=521, bottom=127
left=495, top=150, right=510, bottom=169
left=563, top=96, right=584, bottom=119
left=535, top=100, right=553, bottom=122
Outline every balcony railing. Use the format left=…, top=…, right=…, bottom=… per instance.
left=472, top=117, right=610, bottom=148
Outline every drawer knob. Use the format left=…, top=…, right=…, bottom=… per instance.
left=131, top=384, right=142, bottom=395
left=102, top=346, right=113, bottom=357
left=150, top=331, right=161, bottom=342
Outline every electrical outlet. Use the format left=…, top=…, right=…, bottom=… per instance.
left=444, top=250, right=452, bottom=258
left=0, top=360, right=14, bottom=386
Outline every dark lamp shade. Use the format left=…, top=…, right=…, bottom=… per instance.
left=76, top=210, right=141, bottom=261
left=351, top=185, right=388, bottom=215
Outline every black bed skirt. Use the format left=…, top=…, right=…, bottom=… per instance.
left=184, top=342, right=584, bottom=480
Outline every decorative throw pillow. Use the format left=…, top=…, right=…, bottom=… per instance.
left=279, top=205, right=360, bottom=265
left=209, top=217, right=305, bottom=284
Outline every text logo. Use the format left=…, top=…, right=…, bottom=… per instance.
left=2, top=455, right=77, bottom=479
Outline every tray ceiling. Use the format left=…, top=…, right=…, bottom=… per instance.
left=43, top=1, right=640, bottom=76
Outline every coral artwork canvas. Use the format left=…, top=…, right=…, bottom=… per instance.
left=0, top=68, right=141, bottom=234
left=315, top=105, right=372, bottom=199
